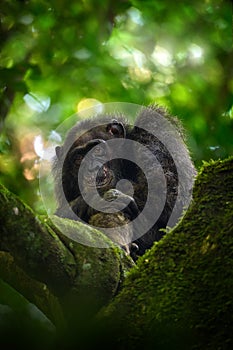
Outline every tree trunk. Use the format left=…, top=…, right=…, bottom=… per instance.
left=0, top=157, right=232, bottom=349
left=99, top=157, right=233, bottom=349
left=0, top=184, right=134, bottom=327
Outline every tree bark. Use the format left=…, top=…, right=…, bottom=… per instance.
left=0, top=184, right=134, bottom=326
left=99, top=157, right=233, bottom=349
left=0, top=157, right=232, bottom=349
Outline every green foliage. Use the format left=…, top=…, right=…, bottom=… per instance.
left=0, top=0, right=232, bottom=209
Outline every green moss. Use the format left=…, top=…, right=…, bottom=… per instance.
left=100, top=157, right=233, bottom=349
left=45, top=215, right=134, bottom=299
left=0, top=184, right=134, bottom=303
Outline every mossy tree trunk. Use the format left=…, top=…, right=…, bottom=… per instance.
left=0, top=184, right=134, bottom=326
left=99, top=157, right=233, bottom=349
left=0, top=157, right=232, bottom=349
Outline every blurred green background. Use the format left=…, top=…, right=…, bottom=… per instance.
left=0, top=0, right=232, bottom=212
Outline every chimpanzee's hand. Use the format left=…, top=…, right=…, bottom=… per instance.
left=103, top=189, right=139, bottom=220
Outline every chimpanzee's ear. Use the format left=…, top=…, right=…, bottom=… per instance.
left=106, top=120, right=126, bottom=138
left=55, top=146, right=62, bottom=159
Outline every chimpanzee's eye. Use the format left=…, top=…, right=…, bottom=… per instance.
left=110, top=125, right=120, bottom=135
left=106, top=121, right=126, bottom=138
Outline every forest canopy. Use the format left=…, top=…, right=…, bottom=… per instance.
left=0, top=0, right=232, bottom=212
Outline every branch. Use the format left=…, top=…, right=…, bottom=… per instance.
left=0, top=184, right=133, bottom=325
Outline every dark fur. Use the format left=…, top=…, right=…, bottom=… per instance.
left=53, top=106, right=196, bottom=259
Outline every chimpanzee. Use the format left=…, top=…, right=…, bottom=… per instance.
left=53, top=105, right=196, bottom=259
